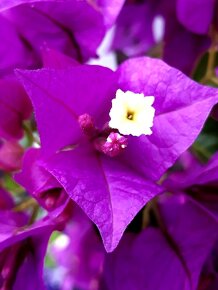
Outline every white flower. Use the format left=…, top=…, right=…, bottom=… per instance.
left=109, top=89, right=155, bottom=136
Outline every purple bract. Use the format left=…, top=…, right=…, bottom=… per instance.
left=16, top=55, right=218, bottom=252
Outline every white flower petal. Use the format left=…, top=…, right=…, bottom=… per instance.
left=109, top=89, right=155, bottom=136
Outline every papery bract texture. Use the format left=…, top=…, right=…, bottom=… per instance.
left=43, top=146, right=161, bottom=252
left=16, top=65, right=116, bottom=156
left=117, top=57, right=218, bottom=180
left=16, top=56, right=218, bottom=251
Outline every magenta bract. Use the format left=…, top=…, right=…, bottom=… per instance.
left=16, top=56, right=218, bottom=252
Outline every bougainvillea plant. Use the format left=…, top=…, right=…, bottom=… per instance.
left=0, top=0, right=218, bottom=289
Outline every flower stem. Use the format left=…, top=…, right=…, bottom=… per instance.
left=14, top=198, right=37, bottom=212
left=22, top=121, right=34, bottom=147
left=28, top=203, right=40, bottom=225
left=200, top=27, right=218, bottom=84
